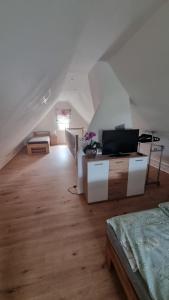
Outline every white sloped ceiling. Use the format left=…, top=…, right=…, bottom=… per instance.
left=59, top=0, right=165, bottom=127
left=0, top=0, right=164, bottom=168
left=0, top=0, right=92, bottom=168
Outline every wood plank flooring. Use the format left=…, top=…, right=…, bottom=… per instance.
left=0, top=145, right=169, bottom=300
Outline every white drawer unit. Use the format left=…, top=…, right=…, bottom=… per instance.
left=87, top=160, right=109, bottom=203
left=83, top=153, right=148, bottom=203
left=127, top=157, right=148, bottom=196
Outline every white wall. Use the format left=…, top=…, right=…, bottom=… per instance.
left=88, top=61, right=132, bottom=140
left=103, top=1, right=169, bottom=167
left=35, top=101, right=87, bottom=144
left=131, top=102, right=169, bottom=168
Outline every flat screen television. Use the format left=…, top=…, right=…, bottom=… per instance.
left=102, top=129, right=139, bottom=156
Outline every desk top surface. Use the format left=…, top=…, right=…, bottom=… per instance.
left=84, top=152, right=148, bottom=162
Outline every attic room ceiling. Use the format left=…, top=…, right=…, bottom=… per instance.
left=59, top=0, right=166, bottom=121
left=66, top=0, right=165, bottom=73
left=0, top=0, right=166, bottom=169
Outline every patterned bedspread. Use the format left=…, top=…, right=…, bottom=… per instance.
left=107, top=204, right=169, bottom=300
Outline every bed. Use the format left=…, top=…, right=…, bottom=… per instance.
left=106, top=202, right=169, bottom=300
left=27, top=131, right=51, bottom=155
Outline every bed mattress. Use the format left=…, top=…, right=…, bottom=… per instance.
left=28, top=136, right=50, bottom=144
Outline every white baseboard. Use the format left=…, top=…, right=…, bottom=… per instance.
left=150, top=158, right=169, bottom=174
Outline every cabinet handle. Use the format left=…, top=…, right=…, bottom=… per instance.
left=135, top=159, right=143, bottom=162
left=94, top=163, right=103, bottom=166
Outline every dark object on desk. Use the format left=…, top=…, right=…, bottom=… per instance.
left=85, top=148, right=97, bottom=158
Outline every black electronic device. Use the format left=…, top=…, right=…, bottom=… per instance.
left=102, top=129, right=139, bottom=155
left=138, top=134, right=160, bottom=143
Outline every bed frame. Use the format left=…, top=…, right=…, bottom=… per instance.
left=27, top=131, right=50, bottom=155
left=106, top=235, right=139, bottom=300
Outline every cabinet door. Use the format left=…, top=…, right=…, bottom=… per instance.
left=108, top=158, right=128, bottom=200
left=87, top=160, right=109, bottom=203
left=127, top=157, right=148, bottom=196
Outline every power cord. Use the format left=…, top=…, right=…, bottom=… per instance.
left=67, top=185, right=78, bottom=195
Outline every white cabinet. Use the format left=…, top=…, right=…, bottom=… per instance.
left=83, top=154, right=148, bottom=203
left=127, top=157, right=148, bottom=196
left=87, top=160, right=109, bottom=203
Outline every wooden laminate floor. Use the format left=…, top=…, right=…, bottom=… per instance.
left=0, top=146, right=169, bottom=300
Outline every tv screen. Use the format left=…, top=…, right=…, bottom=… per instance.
left=102, top=129, right=139, bottom=155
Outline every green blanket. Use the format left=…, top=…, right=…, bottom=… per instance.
left=107, top=207, right=169, bottom=300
